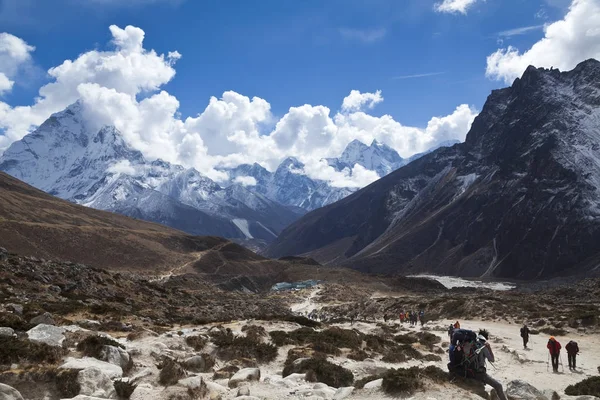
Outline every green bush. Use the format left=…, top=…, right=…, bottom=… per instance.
left=282, top=355, right=353, bottom=388
left=212, top=331, right=277, bottom=363
left=382, top=345, right=424, bottom=363
left=0, top=336, right=64, bottom=365
left=76, top=335, right=124, bottom=359
left=565, top=376, right=600, bottom=397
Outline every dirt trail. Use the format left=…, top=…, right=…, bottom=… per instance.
left=149, top=251, right=207, bottom=282
left=290, top=286, right=322, bottom=314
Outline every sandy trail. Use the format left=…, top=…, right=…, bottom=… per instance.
left=290, top=286, right=322, bottom=314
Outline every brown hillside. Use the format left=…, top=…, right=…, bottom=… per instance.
left=0, top=171, right=226, bottom=273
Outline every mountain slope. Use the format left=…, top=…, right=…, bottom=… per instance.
left=0, top=103, right=301, bottom=241
left=266, top=60, right=600, bottom=280
left=0, top=170, right=227, bottom=272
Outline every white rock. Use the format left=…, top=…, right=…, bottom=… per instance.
left=27, top=324, right=66, bottom=347
left=283, top=373, right=306, bottom=384
left=228, top=368, right=260, bottom=388
left=333, top=386, right=354, bottom=399
left=61, top=357, right=123, bottom=379
left=313, top=383, right=330, bottom=389
left=296, top=388, right=336, bottom=398
left=0, top=383, right=24, bottom=400
left=100, top=345, right=131, bottom=369
left=60, top=396, right=109, bottom=400
left=78, top=367, right=116, bottom=399
left=129, top=383, right=155, bottom=400
left=234, top=397, right=260, bottom=400
left=205, top=381, right=228, bottom=394
left=506, top=380, right=547, bottom=399
left=0, top=327, right=15, bottom=337
left=237, top=385, right=251, bottom=396
left=363, top=378, right=383, bottom=389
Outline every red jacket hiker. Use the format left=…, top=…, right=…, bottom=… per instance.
left=547, top=337, right=561, bottom=355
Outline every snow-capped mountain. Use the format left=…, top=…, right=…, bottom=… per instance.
left=224, top=157, right=355, bottom=211
left=326, top=139, right=404, bottom=177
left=0, top=102, right=302, bottom=241
left=266, top=59, right=600, bottom=280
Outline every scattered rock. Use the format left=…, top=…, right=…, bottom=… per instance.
left=214, top=365, right=240, bottom=380
left=77, top=367, right=116, bottom=399
left=237, top=385, right=251, bottom=396
left=100, top=345, right=131, bottom=370
left=0, top=383, right=24, bottom=400
left=27, top=324, right=66, bottom=347
left=6, top=304, right=23, bottom=315
left=61, top=357, right=123, bottom=379
left=76, top=320, right=102, bottom=330
left=228, top=368, right=261, bottom=388
left=506, top=380, right=547, bottom=399
left=183, top=354, right=215, bottom=373
left=333, top=386, right=354, bottom=399
left=363, top=378, right=383, bottom=389
left=0, top=327, right=15, bottom=337
left=30, top=312, right=56, bottom=326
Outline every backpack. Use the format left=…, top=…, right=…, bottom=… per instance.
left=448, top=329, right=478, bottom=376
left=566, top=341, right=579, bottom=354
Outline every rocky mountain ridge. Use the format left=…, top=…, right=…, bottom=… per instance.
left=266, top=59, right=600, bottom=280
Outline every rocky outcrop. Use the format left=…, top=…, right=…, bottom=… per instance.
left=61, top=357, right=123, bottom=379
left=77, top=367, right=116, bottom=399
left=0, top=383, right=24, bottom=400
left=27, top=324, right=66, bottom=347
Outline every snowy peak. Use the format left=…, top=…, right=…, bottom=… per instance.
left=329, top=138, right=404, bottom=177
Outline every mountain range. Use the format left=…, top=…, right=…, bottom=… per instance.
left=266, top=59, right=600, bottom=280
left=0, top=102, right=450, bottom=244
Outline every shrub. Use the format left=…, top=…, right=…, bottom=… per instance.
left=282, top=356, right=353, bottom=388
left=76, top=335, right=124, bottom=359
left=381, top=366, right=448, bottom=395
left=56, top=369, right=81, bottom=398
left=114, top=379, right=137, bottom=399
left=394, top=334, right=418, bottom=345
left=185, top=335, right=207, bottom=351
left=0, top=312, right=31, bottom=331
left=241, top=325, right=266, bottom=341
left=158, top=358, right=186, bottom=386
left=348, top=349, right=369, bottom=361
left=213, top=333, right=277, bottom=363
left=0, top=337, right=64, bottom=365
left=355, top=375, right=383, bottom=389
left=382, top=345, right=424, bottom=363
left=269, top=330, right=294, bottom=347
left=416, top=332, right=441, bottom=350
left=539, top=327, right=568, bottom=337
left=565, top=376, right=600, bottom=397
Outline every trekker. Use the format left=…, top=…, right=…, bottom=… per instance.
left=454, top=321, right=461, bottom=329
left=520, top=324, right=530, bottom=349
left=447, top=324, right=454, bottom=339
left=419, top=310, right=425, bottom=326
left=470, top=330, right=508, bottom=400
left=547, top=336, right=562, bottom=372
left=399, top=312, right=405, bottom=323
left=565, top=340, right=579, bottom=370
left=384, top=314, right=389, bottom=323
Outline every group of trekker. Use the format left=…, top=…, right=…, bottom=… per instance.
left=398, top=310, right=425, bottom=326
left=448, top=323, right=582, bottom=400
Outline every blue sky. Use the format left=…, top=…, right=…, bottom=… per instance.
left=1, top=0, right=596, bottom=186
left=1, top=0, right=569, bottom=124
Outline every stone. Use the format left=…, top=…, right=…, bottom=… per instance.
left=61, top=396, right=114, bottom=400
left=77, top=367, right=116, bottom=399
left=183, top=354, right=213, bottom=373
left=76, top=320, right=102, bottom=330
left=363, top=378, right=383, bottom=389
left=30, top=312, right=55, bottom=326
left=333, top=386, right=354, bottom=399
left=237, top=385, right=250, bottom=396
left=205, top=381, right=228, bottom=394
left=506, top=380, right=547, bottom=399
left=0, top=327, right=15, bottom=337
left=234, top=397, right=260, bottom=400
left=6, top=304, right=23, bottom=315
left=0, top=383, right=24, bottom=400
left=542, top=390, right=560, bottom=400
left=27, top=324, right=66, bottom=347
left=313, top=383, right=330, bottom=389
left=61, top=357, right=123, bottom=379
left=228, top=368, right=260, bottom=388
left=100, top=345, right=131, bottom=370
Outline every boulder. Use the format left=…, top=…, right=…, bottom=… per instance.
left=100, top=345, right=131, bottom=370
left=506, top=380, right=547, bottom=400
left=0, top=327, right=15, bottom=337
left=78, top=367, right=116, bottom=399
left=61, top=357, right=123, bottom=379
left=237, top=385, right=251, bottom=396
left=542, top=390, right=560, bottom=400
left=27, top=324, right=66, bottom=347
left=183, top=354, right=214, bottom=373
left=228, top=368, right=261, bottom=388
left=0, top=383, right=24, bottom=400
left=76, top=320, right=102, bottom=330
left=205, top=381, right=228, bottom=394
left=30, top=312, right=56, bottom=326
left=333, top=386, right=354, bottom=399
left=363, top=378, right=383, bottom=389
left=6, top=304, right=23, bottom=315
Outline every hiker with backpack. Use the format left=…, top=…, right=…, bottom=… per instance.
left=520, top=324, right=530, bottom=349
left=448, top=324, right=455, bottom=340
left=454, top=321, right=461, bottom=329
left=448, top=328, right=507, bottom=400
left=547, top=336, right=562, bottom=372
left=565, top=340, right=579, bottom=370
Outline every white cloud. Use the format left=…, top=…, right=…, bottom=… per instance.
left=0, top=32, right=35, bottom=95
left=0, top=25, right=478, bottom=190
left=107, top=159, right=137, bottom=175
left=486, top=0, right=600, bottom=83
left=0, top=73, right=13, bottom=94
left=497, top=25, right=545, bottom=38
left=233, top=176, right=257, bottom=187
left=341, top=90, right=383, bottom=113
left=434, top=0, right=479, bottom=14
left=393, top=72, right=446, bottom=80
left=339, top=28, right=387, bottom=43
